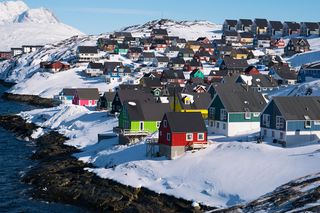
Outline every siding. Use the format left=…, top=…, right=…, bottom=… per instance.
left=131, top=121, right=159, bottom=133
left=229, top=112, right=260, bottom=122
left=208, top=95, right=225, bottom=121
left=287, top=120, right=320, bottom=131
left=260, top=100, right=286, bottom=131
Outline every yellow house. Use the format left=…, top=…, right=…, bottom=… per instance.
left=171, top=92, right=211, bottom=118
left=231, top=49, right=249, bottom=59
left=185, top=41, right=201, bottom=52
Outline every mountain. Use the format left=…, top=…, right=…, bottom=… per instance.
left=122, top=18, right=222, bottom=40
left=0, top=0, right=83, bottom=51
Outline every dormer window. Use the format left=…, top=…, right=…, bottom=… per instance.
left=185, top=98, right=191, bottom=105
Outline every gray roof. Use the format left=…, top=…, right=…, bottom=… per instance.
left=102, top=91, right=116, bottom=101
left=162, top=69, right=185, bottom=80
left=273, top=96, right=320, bottom=120
left=179, top=48, right=194, bottom=54
left=237, top=74, right=279, bottom=88
left=254, top=18, right=268, bottom=28
left=214, top=83, right=267, bottom=112
left=269, top=21, right=283, bottom=31
left=284, top=22, right=300, bottom=31
left=125, top=101, right=171, bottom=121
left=75, top=88, right=100, bottom=100
left=177, top=92, right=211, bottom=110
left=272, top=65, right=297, bottom=80
left=165, top=112, right=207, bottom=132
left=256, top=34, right=271, bottom=40
left=224, top=31, right=238, bottom=36
left=142, top=52, right=155, bottom=58
left=223, top=57, right=249, bottom=69
left=225, top=19, right=237, bottom=27
left=117, top=89, right=154, bottom=104
left=88, top=62, right=104, bottom=70
left=302, top=22, right=320, bottom=30
left=240, top=32, right=254, bottom=38
left=290, top=38, right=310, bottom=48
left=156, top=56, right=169, bottom=63
left=239, top=19, right=253, bottom=26
left=78, top=46, right=98, bottom=54
left=61, top=88, right=76, bottom=96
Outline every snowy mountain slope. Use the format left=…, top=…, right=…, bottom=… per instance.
left=122, top=19, right=222, bottom=40
left=0, top=1, right=83, bottom=51
left=287, top=50, right=320, bottom=68
left=0, top=0, right=28, bottom=24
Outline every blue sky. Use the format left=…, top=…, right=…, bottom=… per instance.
left=15, top=0, right=320, bottom=34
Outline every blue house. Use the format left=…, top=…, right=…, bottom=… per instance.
left=260, top=96, right=320, bottom=147
left=298, top=62, right=320, bottom=83
left=54, top=88, right=76, bottom=104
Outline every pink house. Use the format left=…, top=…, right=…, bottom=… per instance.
left=72, top=88, right=100, bottom=106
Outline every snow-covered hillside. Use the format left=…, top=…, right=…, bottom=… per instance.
left=122, top=19, right=222, bottom=40
left=0, top=0, right=83, bottom=51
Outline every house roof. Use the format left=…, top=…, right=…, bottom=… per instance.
left=179, top=48, right=194, bottom=54
left=214, top=83, right=266, bottom=112
left=78, top=46, right=98, bottom=54
left=223, top=57, right=249, bottom=69
left=256, top=34, right=271, bottom=40
left=290, top=38, right=310, bottom=48
left=156, top=56, right=169, bottom=63
left=88, top=62, right=104, bottom=70
left=225, top=19, right=237, bottom=27
left=239, top=32, right=254, bottom=38
left=142, top=52, right=155, bottom=58
left=254, top=18, right=268, bottom=28
left=152, top=39, right=167, bottom=45
left=152, top=29, right=168, bottom=35
left=238, top=74, right=279, bottom=88
left=165, top=112, right=207, bottom=132
left=102, top=91, right=116, bottom=101
left=141, top=77, right=162, bottom=88
left=239, top=19, right=253, bottom=26
left=302, top=22, right=320, bottom=30
left=128, top=47, right=143, bottom=53
left=117, top=89, right=154, bottom=104
left=116, top=43, right=129, bottom=49
left=104, top=61, right=122, bottom=72
left=188, top=59, right=202, bottom=67
left=125, top=101, right=171, bottom=121
left=170, top=57, right=185, bottom=65
left=224, top=31, right=239, bottom=36
left=269, top=21, right=283, bottom=31
left=162, top=69, right=185, bottom=79
left=177, top=92, right=211, bottom=110
left=271, top=65, right=297, bottom=80
left=61, top=88, right=76, bottom=96
left=75, top=88, right=100, bottom=100
left=166, top=46, right=180, bottom=52
left=113, top=31, right=132, bottom=37
left=273, top=96, right=320, bottom=120
left=284, top=22, right=300, bottom=30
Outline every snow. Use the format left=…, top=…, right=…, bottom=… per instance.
left=14, top=8, right=59, bottom=24
left=0, top=0, right=28, bottom=24
left=19, top=105, right=320, bottom=208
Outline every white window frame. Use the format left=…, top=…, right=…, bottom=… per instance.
left=305, top=120, right=311, bottom=128
left=244, top=111, right=251, bottom=120
left=276, top=116, right=284, bottom=129
left=156, top=121, right=160, bottom=128
left=163, top=120, right=167, bottom=127
left=220, top=109, right=227, bottom=120
left=197, top=133, right=205, bottom=141
left=167, top=133, right=171, bottom=141
left=253, top=112, right=260, bottom=117
left=262, top=114, right=270, bottom=127
left=140, top=121, right=144, bottom=131
left=209, top=107, right=215, bottom=118
left=186, top=133, right=193, bottom=141
left=314, top=120, right=320, bottom=125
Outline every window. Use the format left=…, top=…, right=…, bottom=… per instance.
left=280, top=132, right=284, bottom=140
left=167, top=133, right=171, bottom=141
left=216, top=122, right=220, bottom=128
left=163, top=120, right=167, bottom=127
left=253, top=112, right=260, bottom=117
left=210, top=121, right=214, bottom=127
left=272, top=131, right=275, bottom=138
left=276, top=116, right=285, bottom=129
left=314, top=121, right=320, bottom=125
left=263, top=129, right=267, bottom=136
left=198, top=133, right=205, bottom=141
left=262, top=114, right=270, bottom=127
left=305, top=120, right=311, bottom=128
left=156, top=121, right=160, bottom=128
left=223, top=123, right=226, bottom=130
left=209, top=107, right=215, bottom=118
left=220, top=109, right=227, bottom=120
left=186, top=133, right=193, bottom=141
left=140, top=122, right=144, bottom=131
left=244, top=111, right=251, bottom=120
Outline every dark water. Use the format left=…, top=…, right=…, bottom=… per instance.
left=0, top=84, right=88, bottom=213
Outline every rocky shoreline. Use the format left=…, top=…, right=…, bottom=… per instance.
left=2, top=92, right=59, bottom=108
left=0, top=114, right=216, bottom=212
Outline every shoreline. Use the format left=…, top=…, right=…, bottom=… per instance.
left=0, top=113, right=215, bottom=212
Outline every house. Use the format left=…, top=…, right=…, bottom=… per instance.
left=252, top=18, right=268, bottom=35
left=196, top=37, right=211, bottom=44
left=153, top=56, right=169, bottom=67
left=208, top=84, right=266, bottom=136
left=114, top=43, right=129, bottom=55
left=206, top=70, right=228, bottom=84
left=260, top=96, right=320, bottom=147
left=271, top=38, right=285, bottom=49
left=254, top=34, right=271, bottom=48
left=168, top=57, right=185, bottom=70
left=77, top=46, right=100, bottom=62
left=138, top=52, right=155, bottom=63
left=173, top=92, right=211, bottom=118
left=140, top=38, right=152, bottom=51
left=111, top=89, right=154, bottom=113
left=104, top=61, right=122, bottom=74
left=151, top=39, right=167, bottom=52
left=160, top=69, right=185, bottom=84
left=223, top=19, right=238, bottom=32
left=284, top=38, right=310, bottom=56
left=123, top=36, right=140, bottom=47
left=194, top=51, right=212, bottom=63
left=300, top=22, right=320, bottom=36
left=269, top=64, right=298, bottom=85
left=97, top=91, right=115, bottom=111
left=237, top=19, right=253, bottom=32
left=164, top=46, right=180, bottom=58
left=158, top=112, right=208, bottom=159
left=183, top=83, right=208, bottom=93
left=110, top=32, right=132, bottom=43
left=244, top=66, right=260, bottom=75
left=298, top=61, right=320, bottom=82
left=222, top=31, right=239, bottom=45
left=185, top=41, right=201, bottom=52
left=236, top=74, right=279, bottom=93
left=85, top=62, right=104, bottom=77
left=190, top=69, right=205, bottom=80
left=283, top=22, right=301, bottom=36
left=118, top=101, right=171, bottom=137
left=126, top=47, right=143, bottom=61
left=11, top=47, right=23, bottom=56
left=22, top=45, right=43, bottom=54
left=220, top=57, right=249, bottom=72
left=72, top=88, right=100, bottom=106
left=184, top=59, right=203, bottom=72
left=0, top=51, right=12, bottom=61
left=267, top=21, right=284, bottom=36
left=231, top=48, right=249, bottom=59
left=177, top=48, right=194, bottom=61
left=151, top=29, right=168, bottom=39
left=199, top=43, right=214, bottom=54
left=215, top=46, right=233, bottom=57
left=40, top=61, right=70, bottom=73
left=53, top=88, right=76, bottom=105
left=173, top=38, right=187, bottom=48
left=239, top=32, right=254, bottom=46
left=97, top=38, right=117, bottom=51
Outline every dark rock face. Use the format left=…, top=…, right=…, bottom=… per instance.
left=0, top=115, right=215, bottom=212
left=2, top=92, right=58, bottom=108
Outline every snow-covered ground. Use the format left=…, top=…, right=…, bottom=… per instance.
left=19, top=105, right=320, bottom=208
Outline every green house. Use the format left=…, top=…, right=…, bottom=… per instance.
left=119, top=101, right=171, bottom=134
left=208, top=83, right=266, bottom=137
left=190, top=69, right=205, bottom=80
left=114, top=43, right=129, bottom=55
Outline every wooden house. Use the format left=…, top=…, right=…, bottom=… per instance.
left=139, top=52, right=156, bottom=63
left=236, top=74, right=279, bottom=93
left=97, top=91, right=115, bottom=111
left=222, top=31, right=239, bottom=45
left=151, top=29, right=168, bottom=39
left=223, top=19, right=238, bottom=32
left=284, top=38, right=310, bottom=56
left=177, top=48, right=194, bottom=61
left=208, top=84, right=266, bottom=136
left=185, top=41, right=201, bottom=52
left=53, top=88, right=76, bottom=105
left=84, top=62, right=104, bottom=77
left=126, top=47, right=143, bottom=61
left=114, top=43, right=129, bottom=55
left=184, top=59, right=203, bottom=72
left=72, top=88, right=100, bottom=106
left=151, top=39, right=167, bottom=52
left=260, top=96, right=320, bottom=147
left=11, top=47, right=23, bottom=56
left=252, top=18, right=268, bottom=35
left=239, top=32, right=254, bottom=46
left=158, top=112, right=208, bottom=159
left=0, top=51, right=12, bottom=61
left=164, top=46, right=180, bottom=58
left=269, top=64, right=298, bottom=85
left=40, top=61, right=70, bottom=73
left=254, top=34, right=271, bottom=48
left=231, top=48, right=249, bottom=59
left=153, top=56, right=169, bottom=67
left=77, top=46, right=100, bottom=62
left=160, top=69, right=185, bottom=84
left=97, top=38, right=117, bottom=51
left=237, top=19, right=253, bottom=32
left=300, top=22, right=320, bottom=36
left=267, top=21, right=284, bottom=36
left=298, top=61, right=320, bottom=82
left=283, top=22, right=300, bottom=36
left=271, top=38, right=285, bottom=49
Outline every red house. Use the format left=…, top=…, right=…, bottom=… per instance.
left=158, top=112, right=208, bottom=159
left=244, top=66, right=260, bottom=75
left=40, top=61, right=70, bottom=73
left=72, top=88, right=100, bottom=106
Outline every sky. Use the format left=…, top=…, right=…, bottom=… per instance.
left=9, top=0, right=320, bottom=34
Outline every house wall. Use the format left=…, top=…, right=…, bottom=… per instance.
left=159, top=144, right=186, bottom=159
left=131, top=121, right=159, bottom=133
left=208, top=120, right=260, bottom=136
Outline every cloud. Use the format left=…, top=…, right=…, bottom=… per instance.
left=66, top=7, right=161, bottom=16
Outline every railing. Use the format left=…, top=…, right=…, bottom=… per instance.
left=121, top=129, right=150, bottom=136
